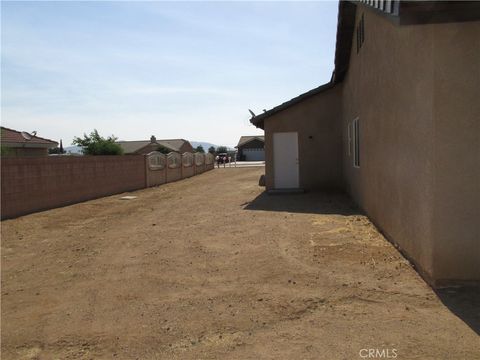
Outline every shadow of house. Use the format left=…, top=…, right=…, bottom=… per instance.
left=244, top=191, right=360, bottom=216
left=435, top=287, right=480, bottom=336
left=245, top=188, right=480, bottom=338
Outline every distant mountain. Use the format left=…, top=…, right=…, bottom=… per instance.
left=190, top=141, right=234, bottom=151
left=64, top=145, right=83, bottom=154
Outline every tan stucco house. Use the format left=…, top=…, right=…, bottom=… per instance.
left=116, top=136, right=194, bottom=155
left=251, top=1, right=480, bottom=287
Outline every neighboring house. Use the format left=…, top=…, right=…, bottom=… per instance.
left=1, top=126, right=58, bottom=157
left=116, top=136, right=194, bottom=155
left=250, top=1, right=479, bottom=287
left=236, top=136, right=265, bottom=161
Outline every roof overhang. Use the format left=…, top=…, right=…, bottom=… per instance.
left=236, top=136, right=265, bottom=148
left=250, top=82, right=335, bottom=129
left=3, top=141, right=57, bottom=149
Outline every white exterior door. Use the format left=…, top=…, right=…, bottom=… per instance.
left=273, top=132, right=299, bottom=189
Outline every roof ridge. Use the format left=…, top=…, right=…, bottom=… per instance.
left=116, top=140, right=151, bottom=143
left=1, top=126, right=58, bottom=144
left=117, top=138, right=187, bottom=142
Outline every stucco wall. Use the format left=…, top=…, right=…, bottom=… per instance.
left=431, top=20, right=480, bottom=284
left=342, top=5, right=436, bottom=280
left=341, top=5, right=479, bottom=284
left=264, top=86, right=343, bottom=191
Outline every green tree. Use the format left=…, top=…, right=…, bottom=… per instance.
left=195, top=145, right=205, bottom=153
left=48, top=139, right=66, bottom=154
left=208, top=146, right=216, bottom=154
left=72, top=129, right=123, bottom=155
left=0, top=144, right=12, bottom=156
left=0, top=129, right=12, bottom=156
left=216, top=146, right=227, bottom=154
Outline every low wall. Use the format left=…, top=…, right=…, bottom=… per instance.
left=146, top=167, right=166, bottom=187
left=182, top=165, right=194, bottom=178
left=166, top=167, right=182, bottom=183
left=1, top=156, right=146, bottom=219
left=205, top=154, right=215, bottom=171
left=2, top=151, right=214, bottom=220
left=145, top=152, right=166, bottom=187
left=194, top=153, right=206, bottom=174
left=182, top=153, right=195, bottom=178
left=206, top=163, right=214, bottom=171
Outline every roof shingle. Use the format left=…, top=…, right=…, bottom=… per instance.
left=236, top=136, right=265, bottom=148
left=116, top=138, right=191, bottom=154
left=1, top=126, right=58, bottom=147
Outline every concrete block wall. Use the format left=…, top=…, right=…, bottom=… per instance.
left=146, top=167, right=166, bottom=187
left=2, top=152, right=213, bottom=219
left=1, top=156, right=146, bottom=219
left=182, top=165, right=194, bottom=178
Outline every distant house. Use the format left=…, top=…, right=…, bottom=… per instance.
left=1, top=127, right=58, bottom=157
left=116, top=136, right=194, bottom=155
left=235, top=136, right=265, bottom=161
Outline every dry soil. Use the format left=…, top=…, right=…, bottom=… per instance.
left=1, top=167, right=479, bottom=359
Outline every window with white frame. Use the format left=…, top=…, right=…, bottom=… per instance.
left=353, top=118, right=360, bottom=168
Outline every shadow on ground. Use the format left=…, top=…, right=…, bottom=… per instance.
left=243, top=191, right=360, bottom=216
left=245, top=191, right=480, bottom=337
left=435, top=287, right=480, bottom=336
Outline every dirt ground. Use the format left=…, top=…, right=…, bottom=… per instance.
left=1, top=167, right=479, bottom=359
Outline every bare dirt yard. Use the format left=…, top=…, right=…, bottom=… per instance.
left=2, top=167, right=479, bottom=359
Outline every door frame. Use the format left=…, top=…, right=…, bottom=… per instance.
left=273, top=131, right=300, bottom=189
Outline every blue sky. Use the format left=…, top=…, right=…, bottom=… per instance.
left=1, top=1, right=338, bottom=147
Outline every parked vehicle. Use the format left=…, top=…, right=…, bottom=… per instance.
left=217, top=153, right=229, bottom=163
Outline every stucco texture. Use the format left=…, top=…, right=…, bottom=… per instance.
left=341, top=6, right=479, bottom=285
left=263, top=86, right=343, bottom=191
left=341, top=6, right=436, bottom=281
left=431, top=20, right=480, bottom=283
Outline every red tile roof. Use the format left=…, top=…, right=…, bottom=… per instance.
left=1, top=126, right=58, bottom=146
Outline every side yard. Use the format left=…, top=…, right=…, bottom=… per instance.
left=1, top=168, right=478, bottom=359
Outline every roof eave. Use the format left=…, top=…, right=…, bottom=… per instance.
left=2, top=141, right=58, bottom=149
left=250, top=81, right=335, bottom=129
left=237, top=136, right=265, bottom=147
